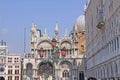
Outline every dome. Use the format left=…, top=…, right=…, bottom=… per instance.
left=73, top=15, right=85, bottom=32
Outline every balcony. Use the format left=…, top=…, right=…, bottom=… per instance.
left=96, top=9, right=105, bottom=29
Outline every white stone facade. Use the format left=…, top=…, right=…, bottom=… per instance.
left=22, top=23, right=85, bottom=80
left=85, top=0, right=120, bottom=80
left=0, top=40, right=21, bottom=80
left=0, top=41, right=8, bottom=80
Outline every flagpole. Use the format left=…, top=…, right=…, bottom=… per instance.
left=24, top=28, right=26, bottom=56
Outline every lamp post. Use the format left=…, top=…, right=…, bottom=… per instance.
left=51, top=38, right=67, bottom=80
left=61, top=47, right=66, bottom=57
left=51, top=38, right=57, bottom=80
left=38, top=38, right=67, bottom=80
left=38, top=48, right=44, bottom=58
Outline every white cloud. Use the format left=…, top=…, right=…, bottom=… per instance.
left=0, top=28, right=8, bottom=34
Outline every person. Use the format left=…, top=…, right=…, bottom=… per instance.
left=0, top=77, right=5, bottom=80
left=88, top=77, right=97, bottom=80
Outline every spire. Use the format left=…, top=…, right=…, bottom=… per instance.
left=54, top=22, right=59, bottom=35
left=74, top=22, right=78, bottom=32
left=43, top=27, right=48, bottom=36
left=65, top=28, right=68, bottom=36
left=31, top=23, right=36, bottom=33
left=32, top=23, right=35, bottom=28
left=44, top=27, right=47, bottom=34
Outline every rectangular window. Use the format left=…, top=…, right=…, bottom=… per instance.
left=15, top=70, right=19, bottom=74
left=117, top=37, right=119, bottom=49
left=8, top=57, right=12, bottom=62
left=115, top=39, right=116, bottom=50
left=17, top=58, right=19, bottom=62
left=15, top=66, right=19, bottom=68
left=15, top=76, right=19, bottom=80
left=8, top=66, right=12, bottom=68
left=14, top=57, right=19, bottom=62
left=1, top=59, right=3, bottom=63
left=8, top=70, right=12, bottom=74
left=14, top=58, right=16, bottom=62
left=8, top=76, right=12, bottom=80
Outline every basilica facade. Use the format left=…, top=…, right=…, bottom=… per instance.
left=22, top=15, right=86, bottom=80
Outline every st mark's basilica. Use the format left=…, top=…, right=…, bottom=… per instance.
left=22, top=15, right=86, bottom=80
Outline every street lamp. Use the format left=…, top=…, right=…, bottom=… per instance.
left=55, top=50, right=60, bottom=58
left=52, top=38, right=57, bottom=47
left=38, top=48, right=44, bottom=58
left=52, top=38, right=67, bottom=57
left=52, top=38, right=66, bottom=80
left=51, top=38, right=67, bottom=80
left=38, top=38, right=67, bottom=80
left=51, top=38, right=57, bottom=80
left=61, top=47, right=66, bottom=57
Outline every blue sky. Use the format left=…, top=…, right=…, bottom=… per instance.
left=0, top=0, right=86, bottom=56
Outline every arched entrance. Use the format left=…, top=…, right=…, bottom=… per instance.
left=60, top=61, right=72, bottom=80
left=0, top=77, right=5, bottom=80
left=38, top=61, right=53, bottom=80
left=26, top=63, right=33, bottom=80
left=79, top=71, right=84, bottom=80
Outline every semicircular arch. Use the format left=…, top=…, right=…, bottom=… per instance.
left=26, top=62, right=33, bottom=69
left=37, top=61, right=53, bottom=68
left=60, top=60, right=72, bottom=68
left=37, top=40, right=52, bottom=49
left=60, top=40, right=72, bottom=49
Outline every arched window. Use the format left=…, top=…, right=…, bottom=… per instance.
left=26, top=63, right=33, bottom=78
left=115, top=62, right=118, bottom=75
left=111, top=65, right=113, bottom=76
left=107, top=66, right=109, bottom=77
left=117, top=37, right=119, bottom=49
left=79, top=71, right=84, bottom=80
left=62, top=70, right=69, bottom=78
left=26, top=63, right=32, bottom=69
left=103, top=67, right=106, bottom=78
left=81, top=45, right=84, bottom=51
left=38, top=62, right=53, bottom=75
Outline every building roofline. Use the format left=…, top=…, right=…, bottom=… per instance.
left=85, top=0, right=92, bottom=12
left=6, top=54, right=20, bottom=56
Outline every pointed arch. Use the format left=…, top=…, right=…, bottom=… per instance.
left=62, top=70, right=69, bottom=78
